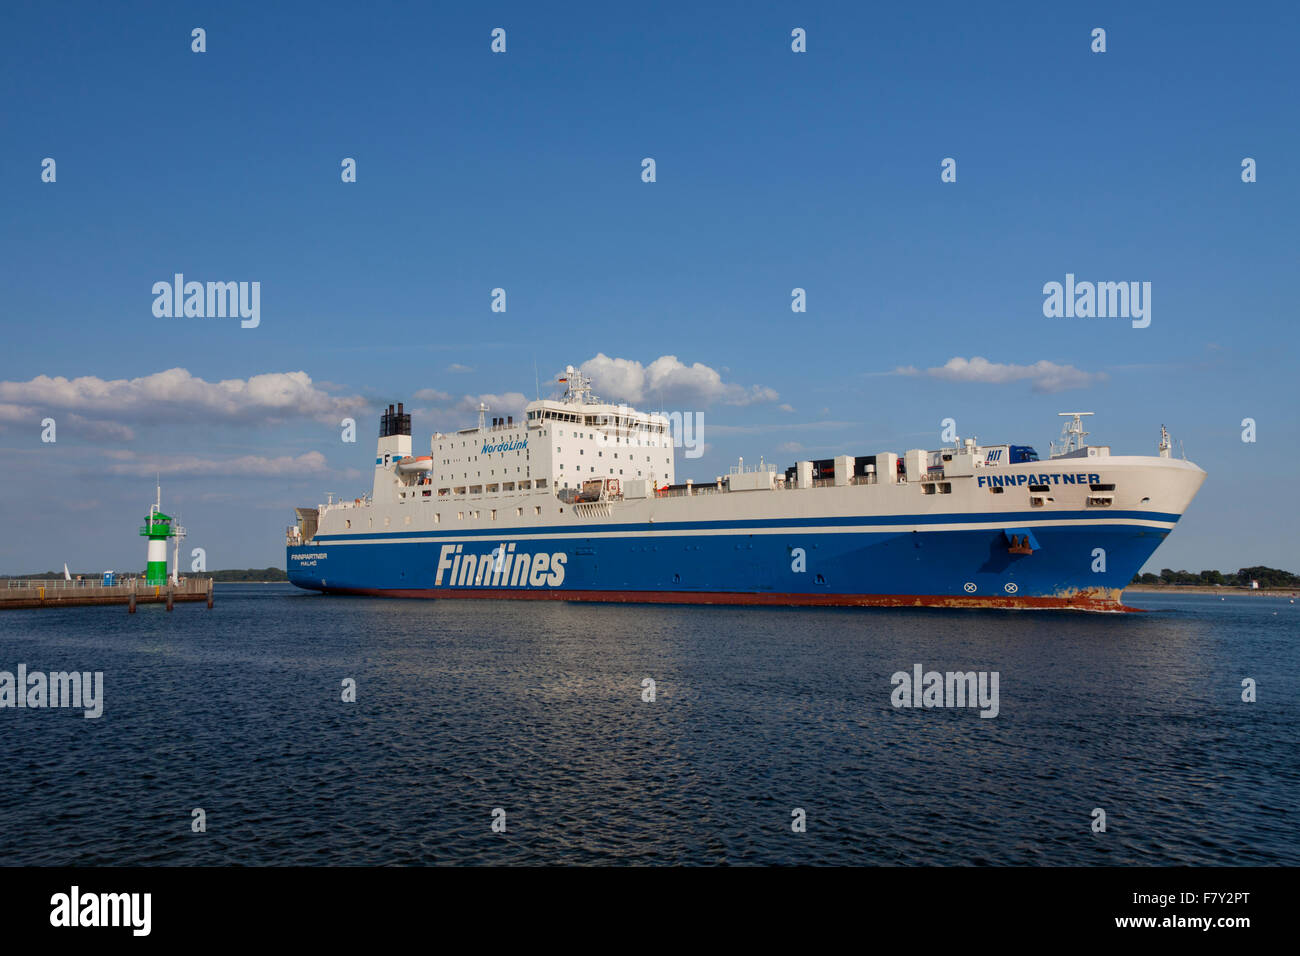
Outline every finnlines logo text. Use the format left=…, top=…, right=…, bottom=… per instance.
left=435, top=543, right=566, bottom=587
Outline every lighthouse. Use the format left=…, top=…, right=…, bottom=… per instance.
left=140, top=483, right=178, bottom=584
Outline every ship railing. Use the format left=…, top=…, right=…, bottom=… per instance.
left=325, top=497, right=370, bottom=510
left=656, top=485, right=724, bottom=499
left=771, top=475, right=882, bottom=490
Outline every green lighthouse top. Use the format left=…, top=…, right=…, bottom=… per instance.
left=140, top=482, right=176, bottom=538
left=140, top=511, right=174, bottom=538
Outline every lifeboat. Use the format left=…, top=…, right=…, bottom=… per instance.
left=395, top=455, right=434, bottom=474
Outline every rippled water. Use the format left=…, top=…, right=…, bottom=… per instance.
left=1, top=585, right=1296, bottom=865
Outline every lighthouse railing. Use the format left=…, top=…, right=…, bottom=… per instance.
left=4, top=577, right=214, bottom=592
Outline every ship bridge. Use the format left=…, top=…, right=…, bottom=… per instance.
left=386, top=366, right=676, bottom=506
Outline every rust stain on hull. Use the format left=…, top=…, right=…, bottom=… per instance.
left=312, top=586, right=1141, bottom=613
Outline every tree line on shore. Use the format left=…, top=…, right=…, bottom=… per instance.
left=1131, top=566, right=1299, bottom=588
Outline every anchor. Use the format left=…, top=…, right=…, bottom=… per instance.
left=1004, top=528, right=1039, bottom=555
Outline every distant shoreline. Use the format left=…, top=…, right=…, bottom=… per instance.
left=1127, top=584, right=1298, bottom=597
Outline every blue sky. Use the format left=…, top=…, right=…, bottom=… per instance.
left=1, top=0, right=1296, bottom=574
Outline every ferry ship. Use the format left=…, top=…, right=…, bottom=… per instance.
left=286, top=367, right=1205, bottom=611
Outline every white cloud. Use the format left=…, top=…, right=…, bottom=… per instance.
left=412, top=389, right=529, bottom=425
left=66, top=415, right=136, bottom=441
left=0, top=368, right=368, bottom=428
left=104, top=450, right=331, bottom=478
left=579, top=354, right=778, bottom=408
left=895, top=356, right=1106, bottom=393
left=0, top=402, right=137, bottom=440
left=0, top=403, right=31, bottom=424
left=460, top=392, right=529, bottom=416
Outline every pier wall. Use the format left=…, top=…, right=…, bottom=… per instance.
left=0, top=578, right=214, bottom=610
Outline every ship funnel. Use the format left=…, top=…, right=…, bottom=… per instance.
left=380, top=402, right=411, bottom=438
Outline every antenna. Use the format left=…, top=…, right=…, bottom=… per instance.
left=171, top=512, right=187, bottom=585
left=1052, top=412, right=1094, bottom=456
left=478, top=401, right=489, bottom=431
left=533, top=357, right=539, bottom=401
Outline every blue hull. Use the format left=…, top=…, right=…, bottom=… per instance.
left=287, top=513, right=1176, bottom=610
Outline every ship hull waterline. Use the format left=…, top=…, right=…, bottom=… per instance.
left=297, top=586, right=1139, bottom=612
